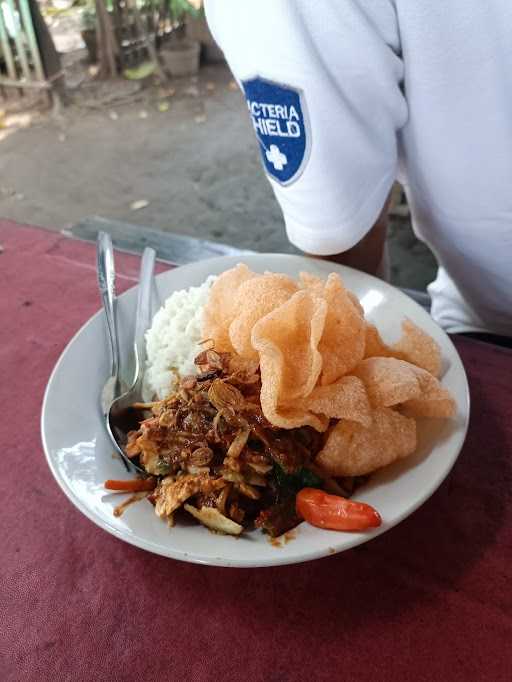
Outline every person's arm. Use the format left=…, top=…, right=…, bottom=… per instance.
left=205, top=0, right=406, bottom=263
left=314, top=195, right=391, bottom=276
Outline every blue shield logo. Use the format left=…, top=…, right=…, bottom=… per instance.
left=242, top=77, right=309, bottom=185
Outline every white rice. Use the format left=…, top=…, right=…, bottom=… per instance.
left=143, top=276, right=217, bottom=401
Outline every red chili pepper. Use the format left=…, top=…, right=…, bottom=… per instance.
left=104, top=478, right=156, bottom=492
left=296, top=488, right=381, bottom=532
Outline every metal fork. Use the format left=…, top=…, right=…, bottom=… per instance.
left=105, top=246, right=156, bottom=474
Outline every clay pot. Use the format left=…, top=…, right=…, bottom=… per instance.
left=186, top=14, right=224, bottom=63
left=160, top=40, right=200, bottom=77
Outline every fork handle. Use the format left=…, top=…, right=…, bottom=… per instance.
left=133, top=247, right=156, bottom=385
left=97, top=232, right=120, bottom=380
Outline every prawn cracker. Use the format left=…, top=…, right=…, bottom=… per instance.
left=364, top=323, right=394, bottom=359
left=317, top=273, right=366, bottom=385
left=392, top=318, right=442, bottom=377
left=294, top=375, right=372, bottom=426
left=316, top=406, right=417, bottom=476
left=229, top=273, right=298, bottom=359
left=203, top=264, right=256, bottom=352
left=353, top=357, right=422, bottom=407
left=400, top=365, right=456, bottom=418
left=252, top=290, right=328, bottom=426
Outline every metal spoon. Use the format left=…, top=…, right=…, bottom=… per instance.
left=97, top=232, right=124, bottom=416
left=106, top=246, right=156, bottom=474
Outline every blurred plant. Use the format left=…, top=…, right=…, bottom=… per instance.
left=168, top=0, right=199, bottom=23
left=80, top=3, right=96, bottom=31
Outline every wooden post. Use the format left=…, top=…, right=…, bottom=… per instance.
left=5, top=0, right=31, bottom=81
left=18, top=0, right=45, bottom=83
left=0, top=6, right=17, bottom=80
left=29, top=0, right=65, bottom=106
left=95, top=0, right=119, bottom=78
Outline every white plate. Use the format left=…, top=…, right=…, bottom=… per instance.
left=41, top=254, right=470, bottom=567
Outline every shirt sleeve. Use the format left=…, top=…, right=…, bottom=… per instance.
left=204, top=0, right=407, bottom=255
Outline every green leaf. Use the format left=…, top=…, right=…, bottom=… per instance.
left=169, top=0, right=201, bottom=20
left=300, top=468, right=323, bottom=489
left=273, top=464, right=323, bottom=497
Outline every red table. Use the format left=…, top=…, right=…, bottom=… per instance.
left=2, top=221, right=511, bottom=682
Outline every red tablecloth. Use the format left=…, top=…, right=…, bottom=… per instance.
left=1, top=221, right=511, bottom=681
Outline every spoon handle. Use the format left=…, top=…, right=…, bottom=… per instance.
left=133, top=247, right=156, bottom=385
left=96, top=232, right=120, bottom=381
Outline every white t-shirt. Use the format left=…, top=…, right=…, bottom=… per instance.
left=205, top=0, right=512, bottom=336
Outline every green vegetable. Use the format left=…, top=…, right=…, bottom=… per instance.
left=273, top=464, right=323, bottom=497
left=300, top=468, right=324, bottom=489
left=155, top=458, right=171, bottom=476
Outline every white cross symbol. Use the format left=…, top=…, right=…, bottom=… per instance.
left=266, top=144, right=288, bottom=171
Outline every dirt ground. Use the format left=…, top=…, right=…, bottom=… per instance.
left=0, top=54, right=436, bottom=289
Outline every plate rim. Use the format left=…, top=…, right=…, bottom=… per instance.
left=40, top=253, right=470, bottom=567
